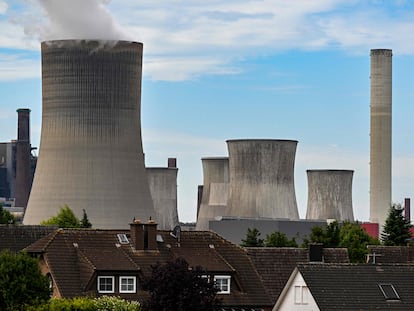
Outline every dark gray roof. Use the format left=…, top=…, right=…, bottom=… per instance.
left=247, top=247, right=349, bottom=302
left=367, top=246, right=414, bottom=263
left=297, top=263, right=414, bottom=310
left=0, top=225, right=57, bottom=252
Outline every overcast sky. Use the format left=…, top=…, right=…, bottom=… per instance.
left=1, top=0, right=414, bottom=222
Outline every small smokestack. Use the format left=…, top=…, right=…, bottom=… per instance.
left=405, top=198, right=411, bottom=223
left=130, top=219, right=158, bottom=251
left=15, top=108, right=31, bottom=208
left=168, top=158, right=177, bottom=168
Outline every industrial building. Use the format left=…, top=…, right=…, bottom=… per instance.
left=370, top=49, right=393, bottom=228
left=0, top=109, right=37, bottom=208
left=306, top=169, right=354, bottom=221
left=23, top=40, right=177, bottom=229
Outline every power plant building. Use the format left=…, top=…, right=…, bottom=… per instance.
left=226, top=139, right=299, bottom=219
left=306, top=169, right=354, bottom=221
left=24, top=40, right=156, bottom=229
left=146, top=158, right=179, bottom=230
left=196, top=139, right=300, bottom=230
left=196, top=157, right=229, bottom=230
left=370, top=49, right=392, bottom=227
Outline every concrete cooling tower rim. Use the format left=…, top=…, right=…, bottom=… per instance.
left=42, top=39, right=143, bottom=49
left=201, top=157, right=229, bottom=160
left=226, top=139, right=298, bottom=143
left=306, top=169, right=354, bottom=173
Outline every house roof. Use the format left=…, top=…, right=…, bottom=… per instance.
left=367, top=245, right=414, bottom=263
left=295, top=263, right=414, bottom=310
left=25, top=228, right=272, bottom=308
left=0, top=225, right=57, bottom=252
left=247, top=247, right=349, bottom=303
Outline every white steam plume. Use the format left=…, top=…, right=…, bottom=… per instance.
left=33, top=0, right=130, bottom=41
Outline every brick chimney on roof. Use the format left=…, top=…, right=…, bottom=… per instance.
left=130, top=219, right=158, bottom=251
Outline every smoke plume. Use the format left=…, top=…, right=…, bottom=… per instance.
left=34, top=0, right=129, bottom=41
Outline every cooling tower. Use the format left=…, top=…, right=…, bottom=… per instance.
left=24, top=40, right=155, bottom=229
left=196, top=157, right=229, bottom=230
left=146, top=159, right=179, bottom=230
left=306, top=170, right=354, bottom=221
left=226, top=139, right=299, bottom=219
left=15, top=108, right=32, bottom=208
left=370, top=49, right=392, bottom=227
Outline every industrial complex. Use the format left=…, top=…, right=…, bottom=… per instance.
left=0, top=43, right=408, bottom=239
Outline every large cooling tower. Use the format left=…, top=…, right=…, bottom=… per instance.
left=226, top=139, right=299, bottom=219
left=196, top=157, right=229, bottom=230
left=24, top=40, right=155, bottom=229
left=146, top=159, right=179, bottom=230
left=306, top=170, right=354, bottom=221
left=370, top=49, right=392, bottom=227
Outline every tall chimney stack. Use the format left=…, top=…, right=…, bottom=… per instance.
left=15, top=108, right=31, bottom=208
left=370, top=49, right=392, bottom=228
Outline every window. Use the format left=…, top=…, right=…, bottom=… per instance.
left=214, top=275, right=231, bottom=294
left=379, top=284, right=400, bottom=300
left=117, top=234, right=129, bottom=244
left=98, top=276, right=114, bottom=293
left=294, top=285, right=309, bottom=304
left=120, top=276, right=136, bottom=293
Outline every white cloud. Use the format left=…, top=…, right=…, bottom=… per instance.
left=0, top=54, right=40, bottom=80
left=0, top=1, right=7, bottom=14
left=3, top=1, right=414, bottom=80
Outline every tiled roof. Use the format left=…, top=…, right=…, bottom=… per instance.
left=367, top=246, right=414, bottom=263
left=0, top=225, right=57, bottom=252
left=297, top=263, right=414, bottom=310
left=25, top=228, right=272, bottom=308
left=247, top=247, right=349, bottom=303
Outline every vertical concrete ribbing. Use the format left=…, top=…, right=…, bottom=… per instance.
left=306, top=170, right=354, bottom=221
left=370, top=49, right=392, bottom=227
left=24, top=40, right=155, bottom=228
left=226, top=140, right=299, bottom=219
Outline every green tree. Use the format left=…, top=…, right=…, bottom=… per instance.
left=80, top=209, right=92, bottom=228
left=0, top=250, right=50, bottom=310
left=0, top=203, right=15, bottom=224
left=240, top=228, right=264, bottom=247
left=142, top=257, right=221, bottom=311
left=382, top=204, right=412, bottom=246
left=41, top=205, right=81, bottom=228
left=264, top=231, right=298, bottom=247
left=339, top=221, right=380, bottom=263
left=308, top=221, right=380, bottom=263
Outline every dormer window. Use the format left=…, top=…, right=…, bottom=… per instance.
left=98, top=276, right=115, bottom=293
left=214, top=275, right=231, bottom=294
left=120, top=276, right=136, bottom=293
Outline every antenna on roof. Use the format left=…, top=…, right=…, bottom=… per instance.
left=170, top=225, right=181, bottom=243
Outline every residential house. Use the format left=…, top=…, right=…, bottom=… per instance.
left=247, top=246, right=349, bottom=304
left=0, top=224, right=56, bottom=252
left=25, top=221, right=273, bottom=310
left=274, top=263, right=414, bottom=310
left=367, top=245, right=414, bottom=263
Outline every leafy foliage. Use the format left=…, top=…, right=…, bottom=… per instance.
left=41, top=205, right=83, bottom=228
left=240, top=228, right=264, bottom=247
left=308, top=221, right=380, bottom=263
left=382, top=204, right=412, bottom=246
left=264, top=231, right=298, bottom=247
left=27, top=296, right=140, bottom=311
left=0, top=250, right=50, bottom=310
left=0, top=203, right=15, bottom=224
left=142, top=257, right=221, bottom=311
left=80, top=209, right=92, bottom=228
